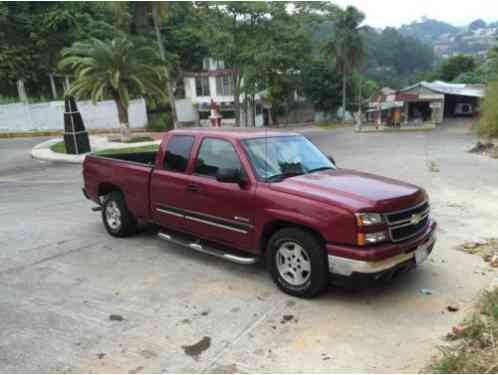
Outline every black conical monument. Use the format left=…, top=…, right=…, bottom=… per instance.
left=63, top=96, right=90, bottom=154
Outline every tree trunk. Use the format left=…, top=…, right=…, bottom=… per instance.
left=233, top=75, right=241, bottom=127
left=152, top=7, right=178, bottom=129
left=114, top=97, right=130, bottom=142
left=342, top=71, right=347, bottom=123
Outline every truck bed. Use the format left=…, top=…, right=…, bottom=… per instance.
left=95, top=151, right=157, bottom=166
left=83, top=152, right=156, bottom=220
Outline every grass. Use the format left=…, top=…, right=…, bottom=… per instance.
left=426, top=287, right=498, bottom=373
left=95, top=144, right=159, bottom=156
left=50, top=140, right=159, bottom=155
left=109, top=136, right=154, bottom=143
left=314, top=122, right=352, bottom=129
left=50, top=141, right=66, bottom=154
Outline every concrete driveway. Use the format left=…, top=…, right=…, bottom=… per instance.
left=1, top=124, right=497, bottom=372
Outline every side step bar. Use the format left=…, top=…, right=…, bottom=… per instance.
left=158, top=231, right=258, bottom=265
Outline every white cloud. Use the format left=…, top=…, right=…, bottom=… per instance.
left=332, top=0, right=498, bottom=28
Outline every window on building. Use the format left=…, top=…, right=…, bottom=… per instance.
left=215, top=60, right=225, bottom=70
left=194, top=138, right=242, bottom=178
left=195, top=77, right=210, bottom=97
left=216, top=75, right=234, bottom=96
left=202, top=58, right=210, bottom=71
left=163, top=135, right=195, bottom=173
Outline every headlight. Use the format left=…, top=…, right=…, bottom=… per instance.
left=355, top=213, right=384, bottom=226
left=357, top=231, right=387, bottom=246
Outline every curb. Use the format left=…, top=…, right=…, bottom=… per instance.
left=31, top=139, right=86, bottom=164
left=30, top=136, right=161, bottom=164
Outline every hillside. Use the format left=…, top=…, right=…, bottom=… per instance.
left=399, top=17, right=498, bottom=58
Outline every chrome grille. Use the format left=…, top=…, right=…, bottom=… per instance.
left=385, top=200, right=430, bottom=242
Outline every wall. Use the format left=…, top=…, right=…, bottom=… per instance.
left=0, top=98, right=147, bottom=132
left=175, top=98, right=197, bottom=123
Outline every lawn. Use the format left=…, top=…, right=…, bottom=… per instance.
left=49, top=141, right=159, bottom=155
left=50, top=141, right=66, bottom=154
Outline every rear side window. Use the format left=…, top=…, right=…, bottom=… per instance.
left=194, top=138, right=242, bottom=178
left=164, top=135, right=194, bottom=173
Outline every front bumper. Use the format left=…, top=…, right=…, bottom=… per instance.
left=327, top=221, right=437, bottom=277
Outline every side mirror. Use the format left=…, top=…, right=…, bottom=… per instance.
left=328, top=156, right=336, bottom=166
left=216, top=168, right=245, bottom=184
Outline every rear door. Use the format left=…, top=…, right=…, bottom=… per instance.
left=184, top=137, right=256, bottom=251
left=150, top=134, right=195, bottom=231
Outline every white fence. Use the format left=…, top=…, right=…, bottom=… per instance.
left=0, top=98, right=148, bottom=132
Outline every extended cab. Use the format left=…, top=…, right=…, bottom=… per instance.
left=83, top=129, right=437, bottom=298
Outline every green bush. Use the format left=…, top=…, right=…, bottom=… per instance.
left=146, top=112, right=173, bottom=132
left=478, top=80, right=498, bottom=139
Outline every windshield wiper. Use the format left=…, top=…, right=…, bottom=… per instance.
left=307, top=166, right=334, bottom=173
left=266, top=172, right=304, bottom=182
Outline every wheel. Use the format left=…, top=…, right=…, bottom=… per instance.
left=102, top=191, right=137, bottom=237
left=266, top=227, right=329, bottom=298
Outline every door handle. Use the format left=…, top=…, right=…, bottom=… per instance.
left=186, top=184, right=200, bottom=193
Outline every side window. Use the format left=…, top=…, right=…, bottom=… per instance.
left=163, top=135, right=194, bottom=173
left=194, top=138, right=242, bottom=178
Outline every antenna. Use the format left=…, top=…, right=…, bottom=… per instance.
left=264, top=107, right=268, bottom=181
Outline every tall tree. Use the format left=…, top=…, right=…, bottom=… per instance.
left=437, top=54, right=476, bottom=82
left=324, top=6, right=365, bottom=122
left=110, top=2, right=179, bottom=128
left=59, top=37, right=167, bottom=141
left=201, top=2, right=271, bottom=127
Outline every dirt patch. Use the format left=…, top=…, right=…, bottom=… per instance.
left=458, top=239, right=498, bottom=267
left=210, top=363, right=240, bottom=373
left=109, top=314, right=125, bottom=321
left=182, top=336, right=211, bottom=360
left=129, top=365, right=144, bottom=373
left=468, top=141, right=498, bottom=159
left=425, top=288, right=498, bottom=373
left=427, top=160, right=440, bottom=173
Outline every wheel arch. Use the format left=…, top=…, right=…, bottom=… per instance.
left=259, top=220, right=326, bottom=254
left=97, top=183, right=123, bottom=202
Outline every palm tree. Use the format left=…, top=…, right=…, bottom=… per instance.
left=112, top=2, right=179, bottom=129
left=325, top=6, right=365, bottom=122
left=59, top=37, right=167, bottom=141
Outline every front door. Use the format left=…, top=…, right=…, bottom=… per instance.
left=184, top=137, right=256, bottom=251
left=150, top=134, right=195, bottom=231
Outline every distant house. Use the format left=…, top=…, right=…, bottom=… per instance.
left=366, top=81, right=485, bottom=127
left=175, top=58, right=265, bottom=127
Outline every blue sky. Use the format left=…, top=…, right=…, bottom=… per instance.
left=333, top=0, right=498, bottom=28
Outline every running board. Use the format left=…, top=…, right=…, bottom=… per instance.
left=158, top=231, right=258, bottom=265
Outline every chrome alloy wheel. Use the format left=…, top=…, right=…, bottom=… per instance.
left=276, top=241, right=312, bottom=286
left=105, top=201, right=122, bottom=230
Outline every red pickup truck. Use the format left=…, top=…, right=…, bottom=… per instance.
left=83, top=129, right=436, bottom=298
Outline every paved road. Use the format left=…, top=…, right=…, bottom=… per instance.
left=1, top=125, right=497, bottom=372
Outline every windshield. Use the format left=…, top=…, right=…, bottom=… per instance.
left=241, top=135, right=335, bottom=182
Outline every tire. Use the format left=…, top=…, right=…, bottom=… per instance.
left=266, top=227, right=329, bottom=298
left=102, top=191, right=137, bottom=237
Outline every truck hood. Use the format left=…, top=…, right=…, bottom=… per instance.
left=269, top=169, right=425, bottom=213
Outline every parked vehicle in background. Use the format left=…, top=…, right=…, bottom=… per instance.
left=83, top=129, right=437, bottom=298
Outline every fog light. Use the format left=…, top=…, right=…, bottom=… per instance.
left=357, top=231, right=387, bottom=245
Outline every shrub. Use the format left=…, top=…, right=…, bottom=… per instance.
left=146, top=112, right=173, bottom=132
left=478, top=80, right=498, bottom=139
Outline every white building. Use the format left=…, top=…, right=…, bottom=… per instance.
left=175, top=58, right=264, bottom=127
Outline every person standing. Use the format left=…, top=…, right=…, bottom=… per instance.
left=209, top=99, right=222, bottom=127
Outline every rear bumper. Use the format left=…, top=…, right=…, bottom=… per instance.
left=327, top=220, right=437, bottom=277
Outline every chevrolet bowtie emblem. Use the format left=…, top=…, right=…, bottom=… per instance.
left=410, top=213, right=422, bottom=225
